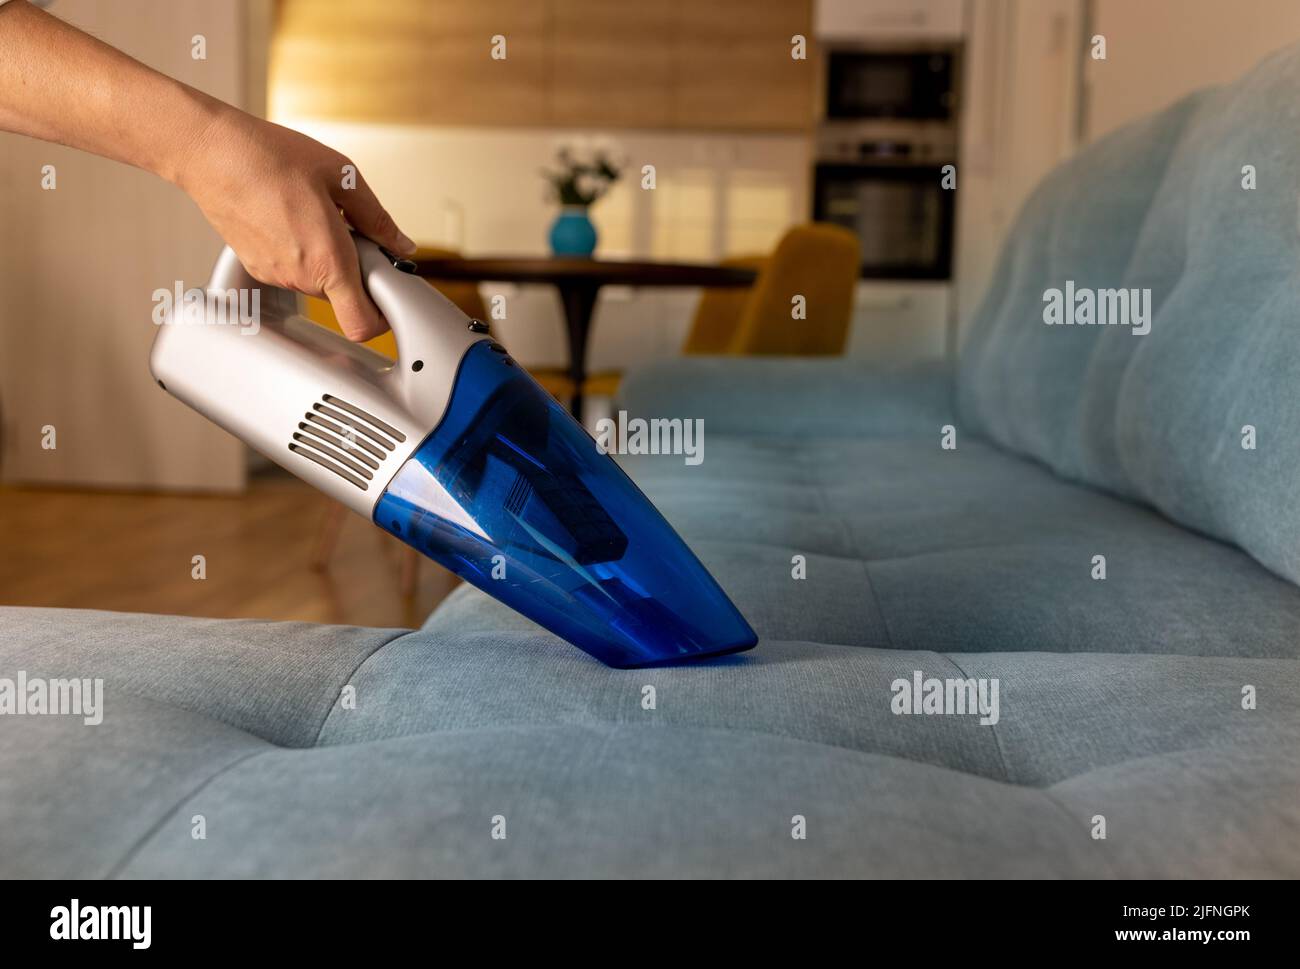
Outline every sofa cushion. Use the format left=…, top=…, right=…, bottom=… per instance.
left=597, top=437, right=1300, bottom=658
left=4, top=608, right=1296, bottom=878
left=113, top=714, right=1298, bottom=879
left=619, top=357, right=956, bottom=439
left=958, top=44, right=1300, bottom=586
left=0, top=690, right=271, bottom=878
left=0, top=607, right=406, bottom=748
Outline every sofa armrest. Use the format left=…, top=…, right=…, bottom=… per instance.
left=618, top=356, right=957, bottom=438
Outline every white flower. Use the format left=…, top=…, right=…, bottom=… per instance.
left=575, top=172, right=602, bottom=201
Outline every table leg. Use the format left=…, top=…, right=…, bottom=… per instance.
left=559, top=282, right=599, bottom=420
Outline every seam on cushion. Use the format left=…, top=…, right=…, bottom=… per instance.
left=317, top=719, right=1053, bottom=789
left=1045, top=738, right=1300, bottom=789
left=105, top=747, right=274, bottom=879
left=940, top=653, right=1013, bottom=785
left=78, top=630, right=416, bottom=750
left=316, top=712, right=1033, bottom=788
left=806, top=456, right=893, bottom=649
left=50, top=680, right=303, bottom=753
left=311, top=628, right=415, bottom=746
left=860, top=559, right=895, bottom=649
left=255, top=645, right=1300, bottom=777
left=685, top=533, right=861, bottom=558
left=98, top=714, right=1281, bottom=877
left=695, top=534, right=1219, bottom=574
left=6, top=610, right=418, bottom=749
left=694, top=535, right=1046, bottom=568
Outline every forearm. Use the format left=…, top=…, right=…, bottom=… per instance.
left=0, top=0, right=413, bottom=340
left=0, top=0, right=227, bottom=185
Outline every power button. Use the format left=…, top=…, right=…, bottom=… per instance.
left=379, top=246, right=418, bottom=274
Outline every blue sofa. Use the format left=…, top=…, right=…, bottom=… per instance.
left=4, top=48, right=1300, bottom=878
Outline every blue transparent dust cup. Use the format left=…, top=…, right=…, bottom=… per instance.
left=373, top=342, right=758, bottom=668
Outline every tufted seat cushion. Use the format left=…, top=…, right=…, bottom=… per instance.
left=614, top=438, right=1300, bottom=658
left=2, top=607, right=1297, bottom=878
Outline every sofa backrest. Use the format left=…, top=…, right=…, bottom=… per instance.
left=958, top=43, right=1300, bottom=585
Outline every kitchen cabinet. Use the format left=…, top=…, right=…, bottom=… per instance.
left=549, top=1, right=674, bottom=127
left=814, top=0, right=965, bottom=41
left=271, top=0, right=815, bottom=131
left=844, top=282, right=950, bottom=362
left=422, top=0, right=549, bottom=126
left=271, top=0, right=546, bottom=125
left=673, top=0, right=817, bottom=130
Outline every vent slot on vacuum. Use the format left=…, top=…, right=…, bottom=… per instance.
left=288, top=394, right=407, bottom=491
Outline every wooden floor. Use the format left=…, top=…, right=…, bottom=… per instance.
left=0, top=471, right=459, bottom=628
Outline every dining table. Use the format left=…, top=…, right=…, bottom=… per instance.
left=411, top=256, right=759, bottom=417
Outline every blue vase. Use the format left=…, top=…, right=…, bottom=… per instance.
left=549, top=206, right=598, bottom=257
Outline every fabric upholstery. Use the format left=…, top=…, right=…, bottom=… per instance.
left=615, top=436, right=1300, bottom=659
left=619, top=357, right=956, bottom=438
left=958, top=47, right=1300, bottom=586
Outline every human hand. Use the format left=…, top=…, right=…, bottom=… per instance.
left=174, top=106, right=415, bottom=341
left=0, top=0, right=413, bottom=340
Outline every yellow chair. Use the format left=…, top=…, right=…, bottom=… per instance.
left=726, top=223, right=860, bottom=355
left=531, top=369, right=621, bottom=402
left=531, top=254, right=768, bottom=402
left=303, top=246, right=488, bottom=594
left=681, top=254, right=769, bottom=354
left=533, top=225, right=858, bottom=401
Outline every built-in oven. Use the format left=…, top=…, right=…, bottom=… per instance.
left=812, top=159, right=954, bottom=280
left=815, top=43, right=960, bottom=280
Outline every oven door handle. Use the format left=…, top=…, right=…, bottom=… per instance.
left=857, top=293, right=914, bottom=312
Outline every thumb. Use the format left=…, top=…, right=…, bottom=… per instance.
left=337, top=172, right=416, bottom=256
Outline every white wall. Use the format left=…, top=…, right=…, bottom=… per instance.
left=1086, top=0, right=1300, bottom=141
left=953, top=0, right=1300, bottom=335
left=953, top=0, right=1085, bottom=338
left=277, top=119, right=812, bottom=370
left=0, top=0, right=256, bottom=490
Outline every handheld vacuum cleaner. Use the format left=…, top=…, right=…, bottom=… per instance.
left=150, top=235, right=757, bottom=668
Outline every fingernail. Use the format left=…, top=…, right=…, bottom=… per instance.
left=396, top=232, right=417, bottom=255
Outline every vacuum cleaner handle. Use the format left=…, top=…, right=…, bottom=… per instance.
left=206, top=233, right=484, bottom=427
